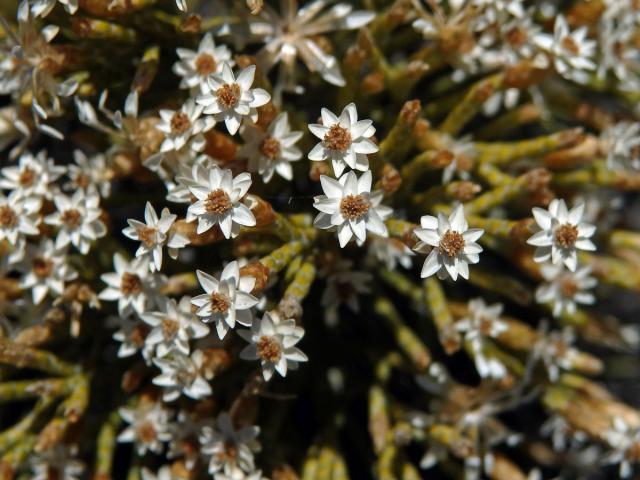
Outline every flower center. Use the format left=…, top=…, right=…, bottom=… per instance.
left=137, top=226, right=157, bottom=247
left=340, top=194, right=370, bottom=220
left=216, top=83, right=241, bottom=109
left=439, top=230, right=465, bottom=257
left=121, top=272, right=143, bottom=295
left=32, top=256, right=53, bottom=278
left=0, top=206, right=18, bottom=229
left=195, top=53, right=217, bottom=76
left=61, top=209, right=82, bottom=229
left=259, top=136, right=281, bottom=160
left=323, top=124, right=352, bottom=152
left=205, top=189, right=233, bottom=214
left=216, top=441, right=239, bottom=462
left=19, top=167, right=35, bottom=187
left=558, top=276, right=579, bottom=298
left=170, top=111, right=191, bottom=135
left=76, top=173, right=90, bottom=189
left=209, top=292, right=230, bottom=313
left=561, top=36, right=580, bottom=55
left=257, top=335, right=282, bottom=362
left=554, top=224, right=578, bottom=248
left=161, top=318, right=179, bottom=339
left=505, top=27, right=528, bottom=48
left=137, top=420, right=157, bottom=444
left=478, top=316, right=495, bottom=336
left=129, top=324, right=149, bottom=347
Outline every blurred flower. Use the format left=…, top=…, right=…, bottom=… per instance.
left=535, top=263, right=597, bottom=317
left=174, top=33, right=234, bottom=92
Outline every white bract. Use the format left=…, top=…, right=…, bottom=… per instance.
left=239, top=112, right=303, bottom=183
left=308, top=104, right=378, bottom=176
left=123, top=202, right=189, bottom=272
left=527, top=199, right=596, bottom=272
left=192, top=261, right=259, bottom=339
left=45, top=189, right=106, bottom=254
left=186, top=166, right=256, bottom=239
left=238, top=311, right=308, bottom=381
left=196, top=63, right=270, bottom=135
left=313, top=170, right=391, bottom=248
left=414, top=205, right=484, bottom=281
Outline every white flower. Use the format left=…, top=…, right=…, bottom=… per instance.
left=200, top=412, right=260, bottom=477
left=0, top=190, right=40, bottom=246
left=239, top=112, right=303, bottom=183
left=527, top=199, right=596, bottom=272
left=192, top=261, right=259, bottom=339
left=153, top=349, right=213, bottom=401
left=238, top=311, right=308, bottom=381
left=99, top=253, right=161, bottom=317
left=414, top=205, right=484, bottom=281
left=109, top=316, right=151, bottom=359
left=196, top=63, right=270, bottom=135
left=174, top=33, right=234, bottom=92
left=603, top=417, right=640, bottom=478
left=19, top=239, right=77, bottom=304
left=45, top=190, right=106, bottom=254
left=30, top=0, right=78, bottom=17
left=248, top=0, right=374, bottom=94
left=30, top=445, right=84, bottom=480
left=533, top=15, right=596, bottom=83
left=64, top=150, right=111, bottom=198
left=140, top=296, right=209, bottom=357
left=535, top=327, right=579, bottom=382
left=535, top=264, right=597, bottom=317
left=123, top=202, right=189, bottom=272
left=308, top=104, right=378, bottom=176
left=456, top=298, right=508, bottom=379
left=118, top=402, right=172, bottom=456
left=186, top=166, right=256, bottom=238
left=0, top=150, right=64, bottom=200
left=313, top=170, right=391, bottom=248
left=601, top=122, right=640, bottom=171
left=156, top=99, right=213, bottom=153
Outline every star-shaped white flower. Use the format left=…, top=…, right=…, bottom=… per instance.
left=308, top=103, right=378, bottom=176
left=186, top=166, right=256, bottom=238
left=527, top=199, right=596, bottom=272
left=173, top=33, right=234, bottom=92
left=313, top=170, right=391, bottom=248
left=123, top=202, right=189, bottom=272
left=535, top=263, right=597, bottom=317
left=191, top=261, right=259, bottom=339
left=0, top=190, right=40, bottom=246
left=196, top=63, right=270, bottom=135
left=19, top=239, right=77, bottom=304
left=414, top=205, right=484, bottom=280
left=152, top=349, right=213, bottom=402
left=156, top=99, right=214, bottom=154
left=238, top=311, right=308, bottom=381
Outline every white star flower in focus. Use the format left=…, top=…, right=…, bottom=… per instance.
left=308, top=104, right=378, bottom=177
left=196, top=63, right=270, bottom=135
left=414, top=205, right=484, bottom=280
left=186, top=166, right=256, bottom=238
left=527, top=199, right=596, bottom=272
left=191, top=261, right=259, bottom=339
left=313, top=170, right=391, bottom=248
left=238, top=311, right=308, bottom=381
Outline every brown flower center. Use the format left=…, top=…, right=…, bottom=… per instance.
left=121, top=272, right=143, bottom=295
left=259, top=136, right=281, bottom=160
left=195, top=53, right=217, bottom=76
left=554, top=224, right=578, bottom=248
left=137, top=226, right=157, bottom=247
left=505, top=27, right=528, bottom=48
left=19, top=167, right=36, bottom=187
left=561, top=36, right=580, bottom=55
left=129, top=324, right=149, bottom=347
left=439, top=230, right=465, bottom=257
left=32, top=257, right=53, bottom=278
left=0, top=206, right=17, bottom=228
left=257, top=335, right=282, bottom=362
left=209, top=292, right=230, bottom=313
left=323, top=124, right=352, bottom=152
left=558, top=276, right=579, bottom=298
left=340, top=194, right=370, bottom=220
left=216, top=83, right=241, bottom=109
left=205, top=189, right=233, bottom=214
left=162, top=318, right=179, bottom=339
left=61, top=209, right=82, bottom=229
left=76, top=173, right=90, bottom=189
left=170, top=111, right=191, bottom=135
left=217, top=442, right=239, bottom=462
left=137, top=421, right=157, bottom=443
